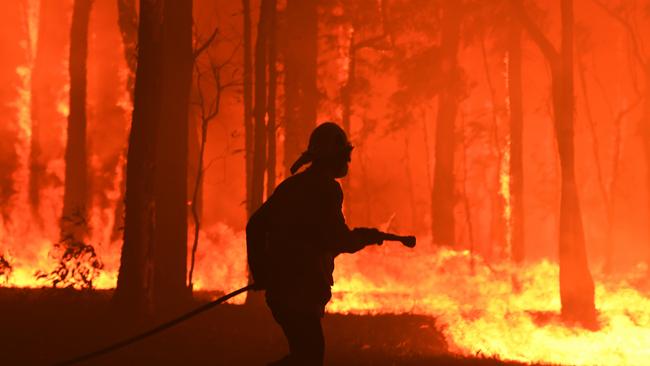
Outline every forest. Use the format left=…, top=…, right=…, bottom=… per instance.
left=0, top=0, right=649, bottom=365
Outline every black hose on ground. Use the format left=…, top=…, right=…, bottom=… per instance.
left=53, top=284, right=254, bottom=366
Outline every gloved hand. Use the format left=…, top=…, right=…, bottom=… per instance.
left=352, top=227, right=385, bottom=245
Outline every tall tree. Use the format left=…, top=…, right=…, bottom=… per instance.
left=243, top=0, right=254, bottom=216
left=512, top=0, right=596, bottom=325
left=115, top=0, right=193, bottom=316
left=250, top=0, right=271, bottom=213
left=154, top=0, right=193, bottom=312
left=114, top=0, right=162, bottom=316
left=431, top=0, right=462, bottom=246
left=61, top=0, right=93, bottom=241
left=266, top=0, right=278, bottom=197
left=247, top=0, right=278, bottom=306
left=283, top=0, right=318, bottom=174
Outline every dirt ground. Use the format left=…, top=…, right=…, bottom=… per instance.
left=0, top=288, right=534, bottom=366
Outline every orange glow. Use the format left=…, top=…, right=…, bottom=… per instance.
left=2, top=1, right=650, bottom=366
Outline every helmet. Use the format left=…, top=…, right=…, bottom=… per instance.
left=290, top=122, right=353, bottom=174
left=307, top=122, right=352, bottom=159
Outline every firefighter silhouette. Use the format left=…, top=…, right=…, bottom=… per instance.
left=246, top=122, right=386, bottom=365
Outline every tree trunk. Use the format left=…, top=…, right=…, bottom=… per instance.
left=115, top=0, right=193, bottom=316
left=509, top=21, right=525, bottom=263
left=251, top=0, right=270, bottom=214
left=247, top=0, right=272, bottom=306
left=283, top=0, right=318, bottom=174
left=61, top=0, right=92, bottom=242
left=154, top=0, right=193, bottom=312
left=341, top=31, right=356, bottom=222
left=431, top=0, right=461, bottom=246
left=112, top=0, right=138, bottom=241
left=554, top=0, right=596, bottom=325
left=267, top=0, right=278, bottom=197
left=512, top=0, right=596, bottom=325
left=30, top=0, right=70, bottom=221
left=114, top=0, right=163, bottom=316
left=243, top=0, right=254, bottom=217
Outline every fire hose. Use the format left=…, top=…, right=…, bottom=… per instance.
left=53, top=284, right=254, bottom=366
left=52, top=232, right=415, bottom=366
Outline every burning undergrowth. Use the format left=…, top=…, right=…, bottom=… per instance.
left=34, top=238, right=103, bottom=289
left=330, top=242, right=650, bottom=366
left=33, top=212, right=104, bottom=289
left=2, top=223, right=650, bottom=365
left=0, top=254, right=12, bottom=284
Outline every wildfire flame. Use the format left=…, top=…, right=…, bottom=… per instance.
left=2, top=2, right=650, bottom=366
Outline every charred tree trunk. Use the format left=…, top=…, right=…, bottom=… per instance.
left=243, top=0, right=254, bottom=217
left=112, top=0, right=139, bottom=240
left=61, top=0, right=92, bottom=241
left=247, top=0, right=273, bottom=306
left=154, top=0, right=193, bottom=312
left=509, top=21, right=525, bottom=263
left=30, top=0, right=70, bottom=221
left=341, top=31, right=356, bottom=221
left=115, top=0, right=192, bottom=316
left=431, top=0, right=461, bottom=246
left=267, top=0, right=278, bottom=196
left=114, top=0, right=163, bottom=316
left=283, top=0, right=318, bottom=174
left=250, top=0, right=270, bottom=214
left=513, top=0, right=596, bottom=326
left=555, top=0, right=596, bottom=326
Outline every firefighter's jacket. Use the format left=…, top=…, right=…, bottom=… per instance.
left=246, top=166, right=378, bottom=315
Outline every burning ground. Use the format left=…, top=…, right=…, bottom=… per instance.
left=2, top=226, right=650, bottom=365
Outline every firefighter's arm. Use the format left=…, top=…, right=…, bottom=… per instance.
left=323, top=182, right=384, bottom=254
left=246, top=200, right=272, bottom=290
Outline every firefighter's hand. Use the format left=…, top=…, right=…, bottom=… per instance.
left=352, top=227, right=385, bottom=245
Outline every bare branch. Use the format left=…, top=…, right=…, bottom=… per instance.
left=193, top=23, right=220, bottom=60
left=591, top=0, right=646, bottom=67
left=509, top=0, right=559, bottom=63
